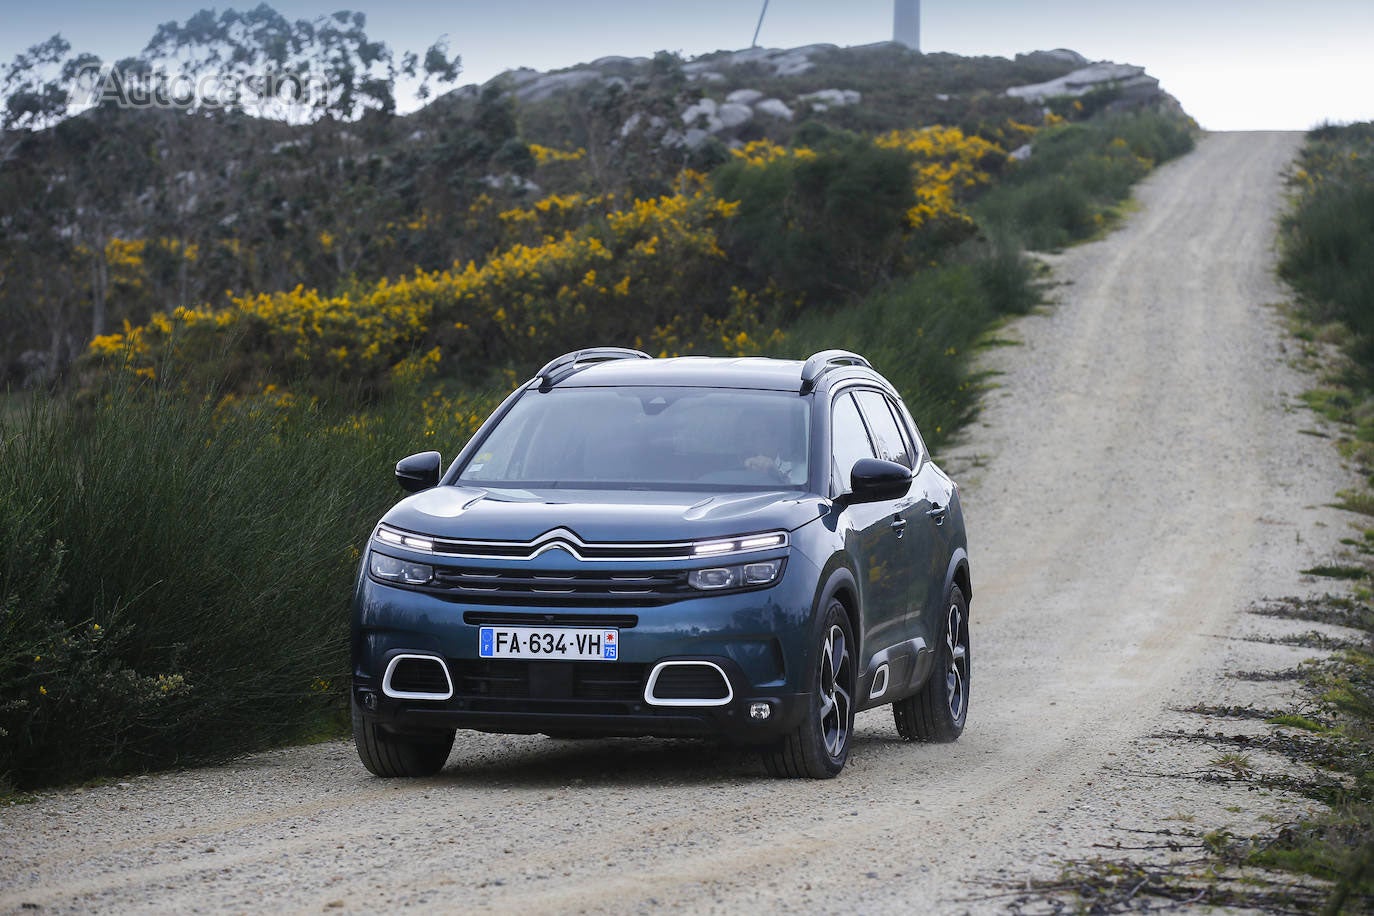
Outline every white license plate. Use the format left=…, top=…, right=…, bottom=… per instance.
left=478, top=626, right=619, bottom=661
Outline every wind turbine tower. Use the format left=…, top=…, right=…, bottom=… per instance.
left=894, top=0, right=920, bottom=51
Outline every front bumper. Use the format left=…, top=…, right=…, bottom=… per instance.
left=351, top=554, right=819, bottom=744
left=353, top=655, right=809, bottom=743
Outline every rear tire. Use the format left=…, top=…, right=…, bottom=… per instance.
left=893, top=585, right=970, bottom=742
left=762, top=598, right=856, bottom=779
left=352, top=701, right=455, bottom=777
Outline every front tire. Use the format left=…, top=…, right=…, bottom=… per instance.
left=763, top=599, right=856, bottom=779
left=352, top=701, right=455, bottom=777
left=894, top=584, right=970, bottom=742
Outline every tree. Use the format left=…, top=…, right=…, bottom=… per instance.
left=139, top=6, right=461, bottom=124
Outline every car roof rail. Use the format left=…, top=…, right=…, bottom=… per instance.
left=799, top=349, right=873, bottom=393
left=535, top=347, right=652, bottom=389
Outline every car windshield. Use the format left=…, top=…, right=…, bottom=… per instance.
left=457, top=386, right=810, bottom=491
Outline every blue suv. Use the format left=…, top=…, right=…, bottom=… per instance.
left=351, top=348, right=970, bottom=778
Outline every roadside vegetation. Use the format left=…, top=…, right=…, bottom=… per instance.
left=975, top=111, right=1195, bottom=249
left=1006, top=121, right=1374, bottom=914
left=0, top=4, right=1195, bottom=791
left=1275, top=120, right=1374, bottom=910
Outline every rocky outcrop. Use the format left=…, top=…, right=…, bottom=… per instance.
left=1021, top=48, right=1089, bottom=68
left=480, top=45, right=1175, bottom=152
left=726, top=89, right=763, bottom=106
left=511, top=69, right=618, bottom=103
left=1007, top=62, right=1160, bottom=105
left=754, top=99, right=794, bottom=121
left=682, top=44, right=835, bottom=80
left=488, top=44, right=844, bottom=107
left=657, top=85, right=859, bottom=148
left=797, top=89, right=862, bottom=111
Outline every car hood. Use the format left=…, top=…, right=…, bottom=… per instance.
left=380, top=485, right=827, bottom=543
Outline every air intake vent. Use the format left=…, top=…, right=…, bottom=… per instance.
left=644, top=662, right=733, bottom=707
left=454, top=660, right=646, bottom=702
left=383, top=654, right=454, bottom=700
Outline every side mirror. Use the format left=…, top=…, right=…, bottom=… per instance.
left=396, top=451, right=442, bottom=493
left=848, top=457, right=913, bottom=504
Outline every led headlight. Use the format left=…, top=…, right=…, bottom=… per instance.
left=369, top=552, right=434, bottom=585
left=374, top=524, right=435, bottom=553
left=692, top=532, right=786, bottom=556
left=688, top=559, right=783, bottom=591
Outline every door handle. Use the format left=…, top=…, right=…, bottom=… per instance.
left=889, top=517, right=907, bottom=539
left=927, top=503, right=948, bottom=525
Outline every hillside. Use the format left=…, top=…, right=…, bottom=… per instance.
left=0, top=14, right=1197, bottom=795
left=0, top=32, right=1179, bottom=387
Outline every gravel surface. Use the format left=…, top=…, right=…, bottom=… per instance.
left=0, top=131, right=1359, bottom=914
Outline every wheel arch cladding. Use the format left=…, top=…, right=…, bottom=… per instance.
left=820, top=567, right=861, bottom=655
left=946, top=548, right=971, bottom=605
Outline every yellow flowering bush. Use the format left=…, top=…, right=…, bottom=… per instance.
left=495, top=192, right=616, bottom=248
left=80, top=123, right=1047, bottom=402
left=730, top=140, right=818, bottom=168
left=874, top=126, right=1006, bottom=227
left=84, top=174, right=750, bottom=395
left=529, top=143, right=587, bottom=165
left=641, top=286, right=785, bottom=358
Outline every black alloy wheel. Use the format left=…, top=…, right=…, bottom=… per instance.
left=763, top=598, right=856, bottom=778
left=893, top=584, right=970, bottom=742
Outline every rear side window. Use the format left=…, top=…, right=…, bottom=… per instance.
left=854, top=390, right=913, bottom=468
left=830, top=392, right=876, bottom=492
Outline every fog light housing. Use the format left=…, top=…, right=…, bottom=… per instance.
left=749, top=702, right=772, bottom=720
left=356, top=688, right=378, bottom=711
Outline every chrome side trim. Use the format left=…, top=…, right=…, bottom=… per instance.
left=868, top=663, right=890, bottom=701
left=643, top=661, right=735, bottom=708
left=864, top=637, right=928, bottom=700
left=381, top=653, right=454, bottom=701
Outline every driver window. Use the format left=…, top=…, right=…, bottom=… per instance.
left=830, top=392, right=876, bottom=494
left=854, top=390, right=913, bottom=469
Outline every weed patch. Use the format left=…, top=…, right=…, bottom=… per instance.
left=1013, top=588, right=1374, bottom=912
left=1305, top=565, right=1370, bottom=581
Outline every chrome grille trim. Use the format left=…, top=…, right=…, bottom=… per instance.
left=375, top=524, right=788, bottom=562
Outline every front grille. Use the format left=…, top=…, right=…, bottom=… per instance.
left=463, top=611, right=639, bottom=628
left=429, top=566, right=690, bottom=606
left=454, top=660, right=647, bottom=702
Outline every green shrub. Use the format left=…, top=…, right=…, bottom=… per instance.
left=975, top=176, right=1095, bottom=251
left=713, top=139, right=917, bottom=304
left=975, top=112, right=1195, bottom=250
left=1280, top=125, right=1374, bottom=373
left=773, top=242, right=1039, bottom=449
left=0, top=382, right=451, bottom=789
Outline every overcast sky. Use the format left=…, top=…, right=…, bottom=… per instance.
left=3, top=0, right=1371, bottom=131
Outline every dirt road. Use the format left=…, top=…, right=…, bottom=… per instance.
left=0, top=131, right=1355, bottom=914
